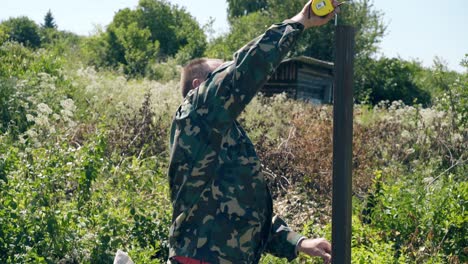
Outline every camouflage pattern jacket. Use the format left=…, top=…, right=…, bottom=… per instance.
left=168, top=20, right=305, bottom=264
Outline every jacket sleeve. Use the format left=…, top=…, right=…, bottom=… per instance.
left=264, top=215, right=306, bottom=261
left=188, top=20, right=304, bottom=133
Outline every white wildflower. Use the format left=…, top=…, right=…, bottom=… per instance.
left=34, top=115, right=49, bottom=126
left=405, top=148, right=415, bottom=155
left=26, top=114, right=35, bottom=122
left=451, top=133, right=463, bottom=144
left=436, top=111, right=445, bottom=119
left=26, top=129, right=38, bottom=139
left=401, top=130, right=412, bottom=140
left=61, top=110, right=73, bottom=119
left=37, top=103, right=53, bottom=115
left=18, top=135, right=26, bottom=144
left=60, top=99, right=76, bottom=112
left=420, top=109, right=437, bottom=124
left=423, top=177, right=434, bottom=184
left=115, top=101, right=126, bottom=112
left=67, top=120, right=77, bottom=128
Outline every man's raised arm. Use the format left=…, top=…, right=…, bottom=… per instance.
left=192, top=0, right=339, bottom=133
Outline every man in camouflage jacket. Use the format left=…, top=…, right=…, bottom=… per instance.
left=168, top=1, right=340, bottom=263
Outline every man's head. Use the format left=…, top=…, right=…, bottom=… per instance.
left=180, top=58, right=224, bottom=98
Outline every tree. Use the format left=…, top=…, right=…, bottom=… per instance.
left=1, top=17, right=41, bottom=48
left=205, top=12, right=273, bottom=60
left=226, top=0, right=268, bottom=22
left=43, top=9, right=57, bottom=29
left=358, top=57, right=431, bottom=105
left=135, top=0, right=206, bottom=60
left=85, top=0, right=207, bottom=76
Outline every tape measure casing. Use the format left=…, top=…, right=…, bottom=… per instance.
left=311, top=0, right=335, bottom=17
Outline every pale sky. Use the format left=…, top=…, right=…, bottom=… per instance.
left=0, top=0, right=466, bottom=72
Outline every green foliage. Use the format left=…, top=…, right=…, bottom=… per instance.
left=350, top=215, right=411, bottom=263
left=83, top=0, right=207, bottom=76
left=0, top=42, right=70, bottom=137
left=367, top=172, right=467, bottom=263
left=81, top=27, right=110, bottom=69
left=145, top=58, right=181, bottom=82
left=431, top=58, right=468, bottom=128
left=206, top=12, right=273, bottom=59
left=0, top=42, right=62, bottom=78
left=0, top=132, right=171, bottom=263
left=0, top=17, right=42, bottom=48
left=112, top=22, right=160, bottom=76
left=216, top=0, right=386, bottom=64
left=134, top=0, right=178, bottom=57
left=246, top=94, right=466, bottom=263
left=40, top=29, right=82, bottom=59
left=226, top=0, right=268, bottom=22
left=0, top=27, right=8, bottom=45
left=0, top=62, right=175, bottom=262
left=357, top=57, right=432, bottom=105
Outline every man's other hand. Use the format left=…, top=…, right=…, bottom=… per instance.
left=291, top=0, right=341, bottom=29
left=297, top=238, right=332, bottom=264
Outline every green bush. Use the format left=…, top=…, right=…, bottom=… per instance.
left=145, top=58, right=180, bottom=82
left=0, top=100, right=172, bottom=263
left=0, top=42, right=72, bottom=137
left=367, top=171, right=467, bottom=263
left=0, top=42, right=60, bottom=78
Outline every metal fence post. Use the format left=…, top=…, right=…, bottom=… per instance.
left=332, top=25, right=355, bottom=264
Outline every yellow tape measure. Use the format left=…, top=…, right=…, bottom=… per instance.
left=311, top=0, right=343, bottom=17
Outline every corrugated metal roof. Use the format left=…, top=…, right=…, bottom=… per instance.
left=282, top=56, right=334, bottom=69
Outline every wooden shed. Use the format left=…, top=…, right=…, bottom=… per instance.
left=261, top=56, right=334, bottom=104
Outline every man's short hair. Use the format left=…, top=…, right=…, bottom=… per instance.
left=180, top=58, right=223, bottom=98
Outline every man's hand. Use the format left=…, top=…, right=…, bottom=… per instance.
left=297, top=238, right=332, bottom=264
left=291, top=0, right=341, bottom=29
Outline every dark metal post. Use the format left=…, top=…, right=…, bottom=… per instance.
left=332, top=25, right=355, bottom=264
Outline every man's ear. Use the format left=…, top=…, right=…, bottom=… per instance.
left=192, top=79, right=201, bottom=89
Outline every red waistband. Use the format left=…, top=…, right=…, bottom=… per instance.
left=172, top=256, right=211, bottom=264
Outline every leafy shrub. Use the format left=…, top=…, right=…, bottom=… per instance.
left=0, top=42, right=73, bottom=137
left=145, top=58, right=181, bottom=83
left=431, top=59, right=468, bottom=129
left=0, top=42, right=62, bottom=79
left=366, top=171, right=467, bottom=263
left=0, top=97, right=172, bottom=263
left=109, top=22, right=160, bottom=77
